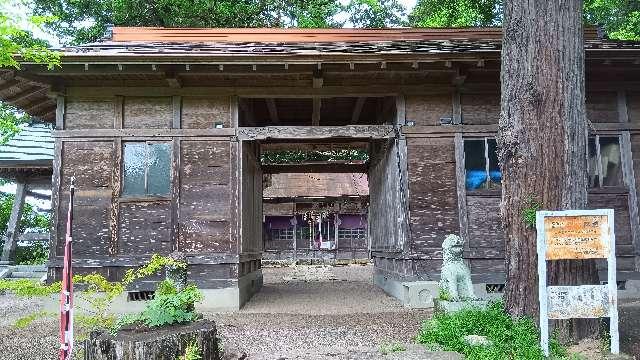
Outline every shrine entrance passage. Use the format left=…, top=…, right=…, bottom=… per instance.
left=235, top=96, right=410, bottom=303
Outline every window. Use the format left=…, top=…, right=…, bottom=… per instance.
left=588, top=136, right=622, bottom=187
left=123, top=142, right=171, bottom=197
left=270, top=228, right=294, bottom=241
left=337, top=228, right=367, bottom=240
left=464, top=138, right=501, bottom=190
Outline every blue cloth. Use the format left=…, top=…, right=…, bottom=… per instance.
left=489, top=170, right=501, bottom=182
left=466, top=169, right=487, bottom=189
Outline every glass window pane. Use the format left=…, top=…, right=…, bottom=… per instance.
left=147, top=143, right=171, bottom=196
left=600, top=137, right=622, bottom=186
left=464, top=139, right=487, bottom=190
left=588, top=137, right=599, bottom=187
left=123, top=143, right=146, bottom=196
left=487, top=139, right=501, bottom=188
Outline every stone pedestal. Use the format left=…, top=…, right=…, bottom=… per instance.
left=433, top=299, right=489, bottom=314
left=84, top=320, right=219, bottom=360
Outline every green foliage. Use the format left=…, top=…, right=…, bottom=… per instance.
left=122, top=253, right=187, bottom=285
left=0, top=190, right=51, bottom=235
left=0, top=187, right=51, bottom=264
left=0, top=278, right=60, bottom=296
left=379, top=342, right=406, bottom=355
left=584, top=0, right=640, bottom=40
left=278, top=1, right=344, bottom=28
left=117, top=283, right=202, bottom=329
left=30, top=0, right=347, bottom=44
left=13, top=310, right=53, bottom=328
left=409, top=0, right=501, bottom=27
left=15, top=241, right=49, bottom=265
left=178, top=341, right=203, bottom=360
left=521, top=197, right=542, bottom=228
left=346, top=0, right=406, bottom=28
left=438, top=287, right=452, bottom=301
left=0, top=0, right=60, bottom=68
left=261, top=149, right=369, bottom=165
left=73, top=273, right=126, bottom=332
left=409, top=0, right=639, bottom=41
left=417, top=302, right=568, bottom=360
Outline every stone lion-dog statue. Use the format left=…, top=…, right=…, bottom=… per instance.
left=440, top=234, right=476, bottom=301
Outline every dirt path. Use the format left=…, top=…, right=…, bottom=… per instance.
left=209, top=264, right=433, bottom=358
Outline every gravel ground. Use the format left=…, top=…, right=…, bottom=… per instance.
left=3, top=264, right=639, bottom=359
left=210, top=264, right=433, bottom=358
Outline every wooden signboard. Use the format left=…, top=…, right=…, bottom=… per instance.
left=536, top=209, right=619, bottom=356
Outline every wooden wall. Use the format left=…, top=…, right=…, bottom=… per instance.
left=48, top=68, right=640, bottom=288
left=369, top=138, right=407, bottom=253
left=49, top=94, right=240, bottom=288
left=240, top=140, right=262, bottom=255
left=400, top=83, right=640, bottom=283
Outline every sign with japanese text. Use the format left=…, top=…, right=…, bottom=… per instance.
left=544, top=215, right=609, bottom=260
left=536, top=209, right=619, bottom=356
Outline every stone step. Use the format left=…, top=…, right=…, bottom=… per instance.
left=9, top=271, right=46, bottom=279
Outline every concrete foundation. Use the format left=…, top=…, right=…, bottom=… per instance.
left=42, top=270, right=264, bottom=314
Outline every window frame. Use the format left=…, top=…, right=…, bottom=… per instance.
left=588, top=134, right=625, bottom=189
left=463, top=136, right=501, bottom=192
left=121, top=140, right=173, bottom=199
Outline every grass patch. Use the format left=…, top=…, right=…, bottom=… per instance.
left=417, top=301, right=568, bottom=360
left=379, top=342, right=406, bottom=355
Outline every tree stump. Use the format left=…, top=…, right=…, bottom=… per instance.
left=84, top=320, right=219, bottom=360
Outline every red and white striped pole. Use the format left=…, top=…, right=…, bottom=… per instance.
left=59, top=177, right=75, bottom=360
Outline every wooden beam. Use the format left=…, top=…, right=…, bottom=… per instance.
left=262, top=162, right=367, bottom=174
left=238, top=125, right=394, bottom=140
left=25, top=100, right=53, bottom=114
left=18, top=233, right=48, bottom=242
left=0, top=79, right=25, bottom=94
left=172, top=95, right=182, bottom=129
left=53, top=128, right=235, bottom=138
left=618, top=89, right=629, bottom=123
left=26, top=190, right=50, bottom=201
left=265, top=98, right=280, bottom=125
left=114, top=96, right=124, bottom=129
left=312, top=98, right=321, bottom=126
left=620, top=132, right=640, bottom=271
left=351, top=97, right=366, bottom=124
left=56, top=95, right=65, bottom=130
left=230, top=95, right=239, bottom=128
left=454, top=133, right=470, bottom=247
left=313, top=69, right=324, bottom=89
left=396, top=95, right=406, bottom=125
left=452, top=89, right=462, bottom=125
left=5, top=86, right=48, bottom=105
left=1, top=182, right=26, bottom=262
left=109, top=137, right=122, bottom=256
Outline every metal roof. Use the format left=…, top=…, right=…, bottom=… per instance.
left=0, top=123, right=54, bottom=168
left=59, top=27, right=640, bottom=58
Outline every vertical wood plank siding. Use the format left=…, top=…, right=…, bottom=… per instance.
left=179, top=140, right=232, bottom=252
left=407, top=137, right=459, bottom=254
left=48, top=80, right=640, bottom=286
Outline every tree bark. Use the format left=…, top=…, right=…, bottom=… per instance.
left=498, top=0, right=600, bottom=342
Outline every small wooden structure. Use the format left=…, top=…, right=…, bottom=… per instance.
left=0, top=123, right=53, bottom=263
left=263, top=172, right=369, bottom=262
left=1, top=27, right=639, bottom=307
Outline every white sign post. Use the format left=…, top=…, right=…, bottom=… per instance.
left=536, top=209, right=619, bottom=356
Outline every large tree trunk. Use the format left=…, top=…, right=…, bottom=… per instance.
left=498, top=0, right=600, bottom=342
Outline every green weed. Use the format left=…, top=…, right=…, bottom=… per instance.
left=417, top=301, right=567, bottom=360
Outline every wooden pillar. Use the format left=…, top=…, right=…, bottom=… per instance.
left=1, top=182, right=27, bottom=263
left=334, top=213, right=339, bottom=251
left=291, top=211, right=297, bottom=263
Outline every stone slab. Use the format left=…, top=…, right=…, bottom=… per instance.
left=434, top=299, right=489, bottom=314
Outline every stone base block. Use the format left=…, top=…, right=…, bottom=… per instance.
left=84, top=320, right=219, bottom=360
left=434, top=299, right=489, bottom=314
